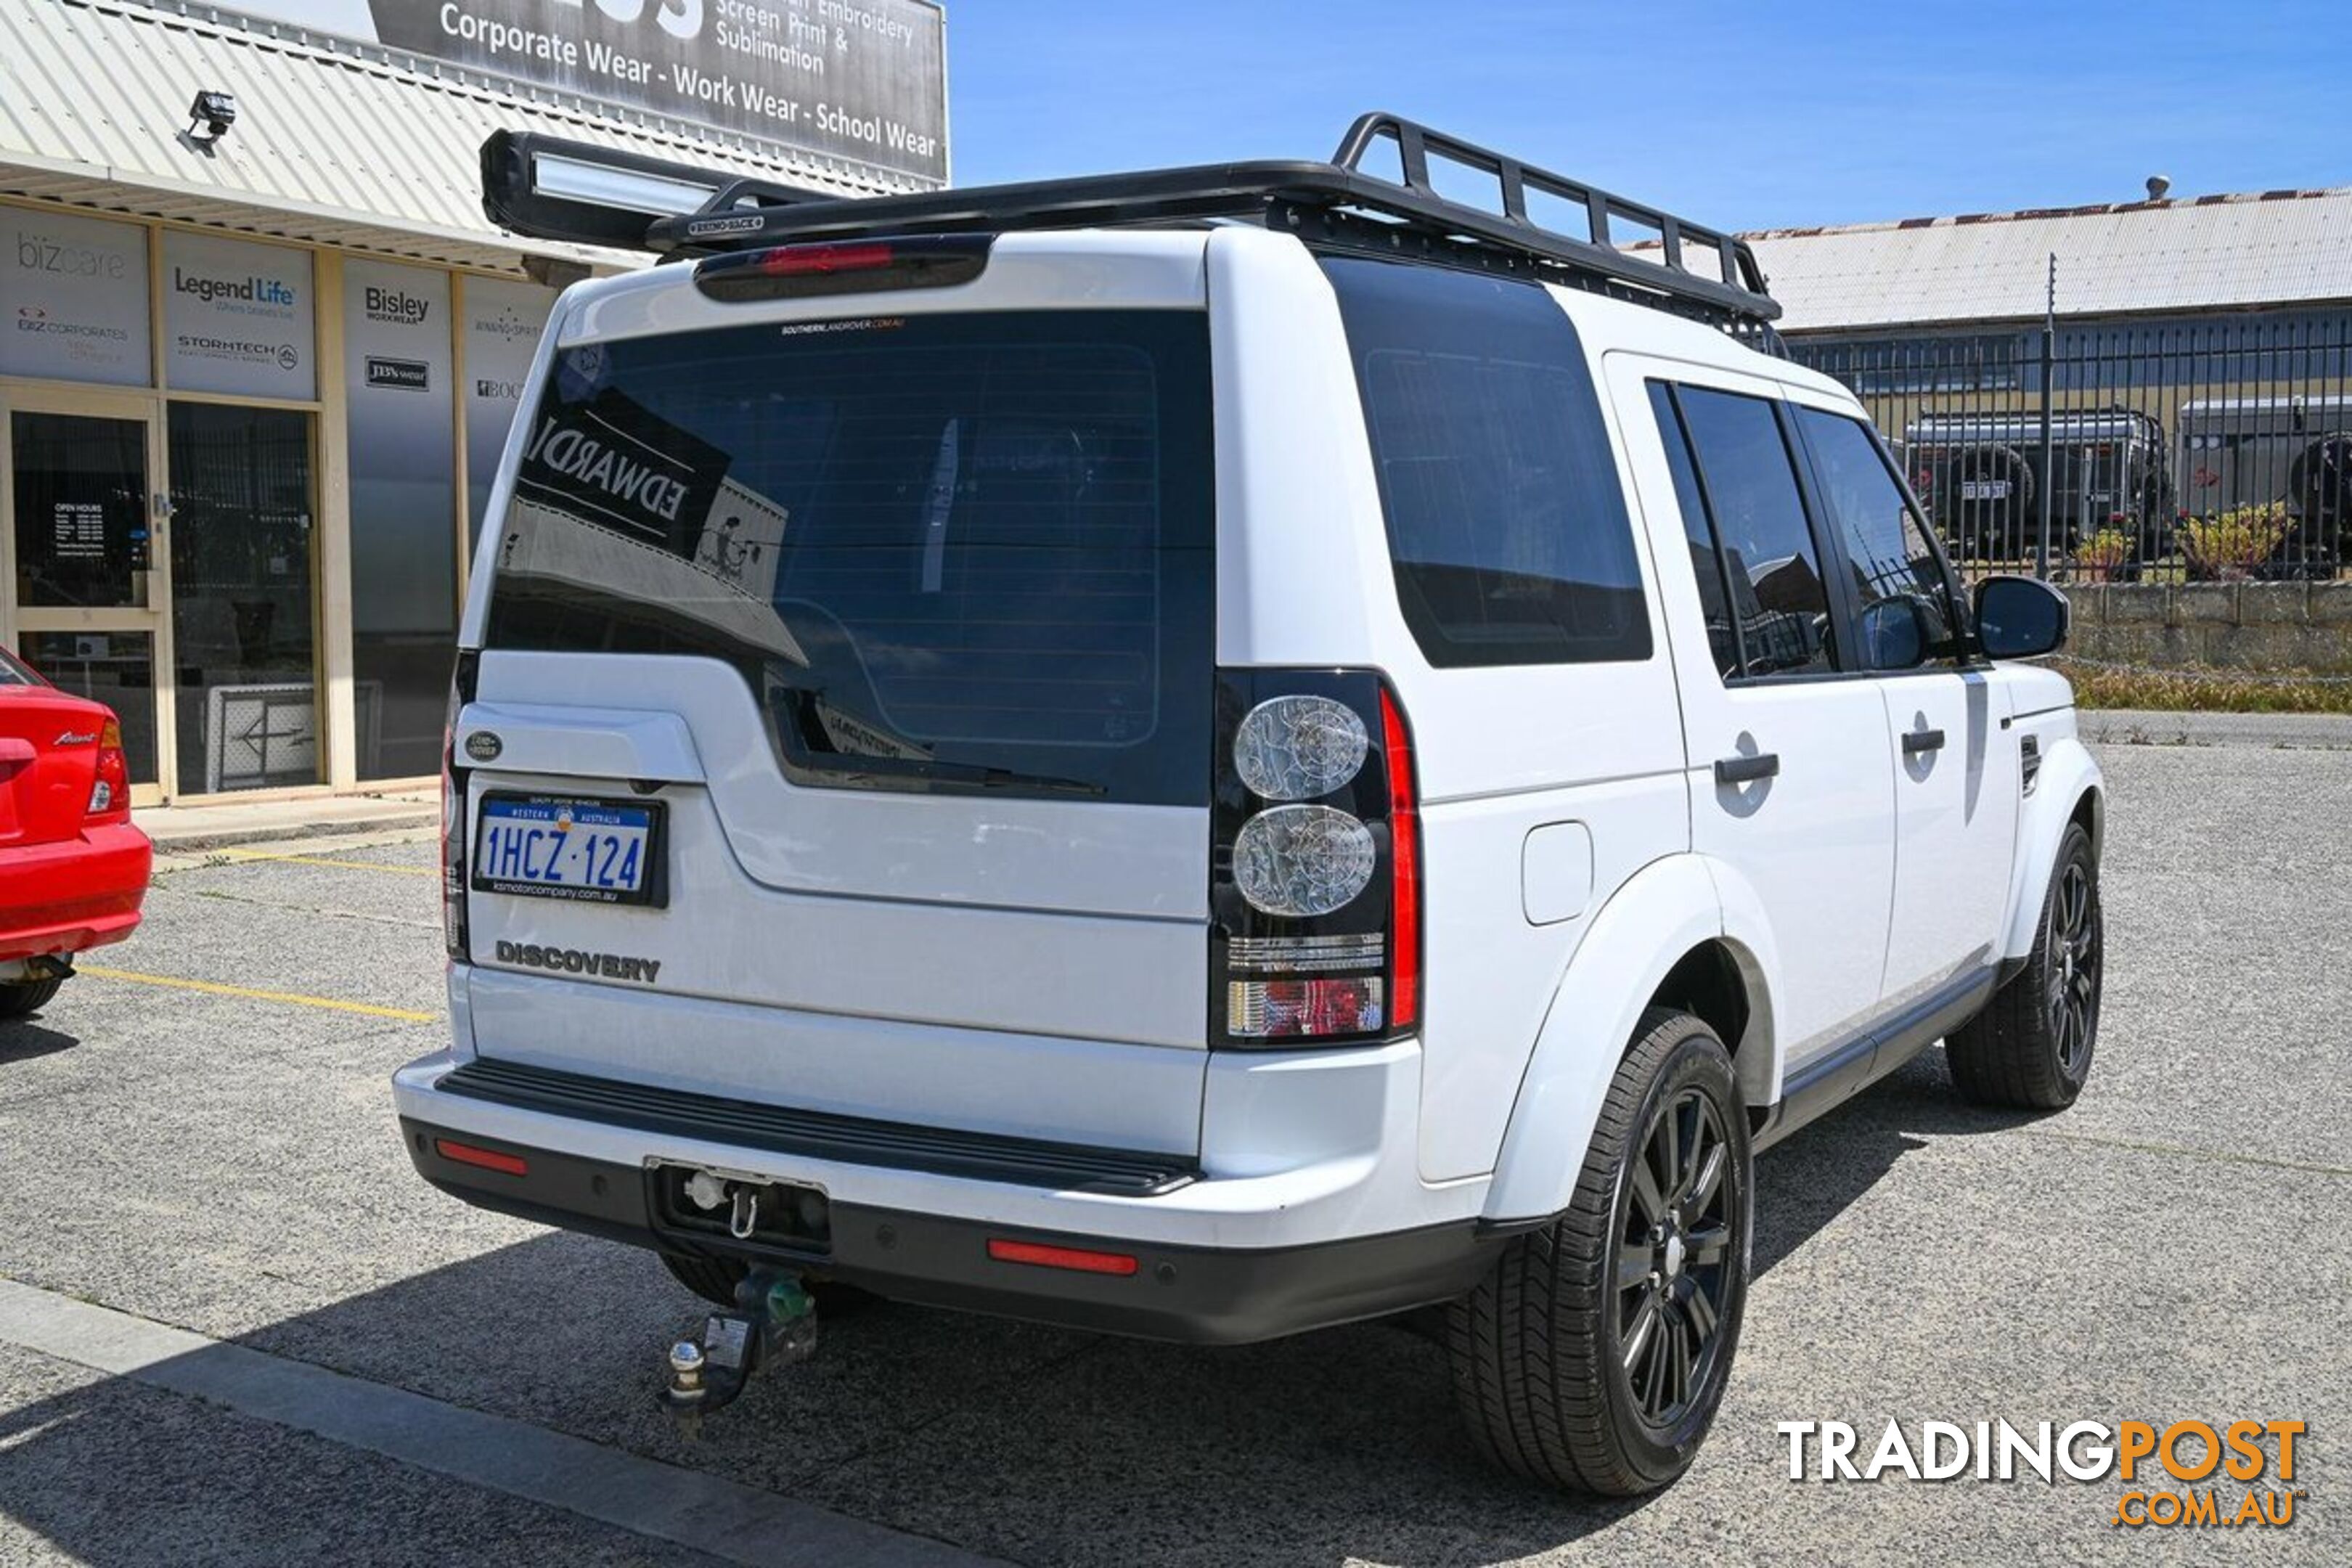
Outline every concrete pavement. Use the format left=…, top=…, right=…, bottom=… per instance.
left=2, top=738, right=2343, bottom=1565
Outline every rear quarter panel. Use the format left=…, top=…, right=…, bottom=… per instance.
left=1207, top=233, right=1691, bottom=1183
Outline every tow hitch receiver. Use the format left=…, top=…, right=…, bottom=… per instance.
left=656, top=1268, right=818, bottom=1439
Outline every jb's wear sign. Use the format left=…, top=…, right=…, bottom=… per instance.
left=218, top=0, right=945, bottom=181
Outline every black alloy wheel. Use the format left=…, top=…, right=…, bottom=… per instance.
left=1617, top=1085, right=1737, bottom=1429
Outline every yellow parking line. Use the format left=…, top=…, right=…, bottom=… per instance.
left=75, top=965, right=437, bottom=1024
left=208, top=848, right=438, bottom=877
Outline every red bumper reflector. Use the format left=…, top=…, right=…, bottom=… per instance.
left=987, top=1238, right=1138, bottom=1276
left=436, top=1139, right=528, bottom=1177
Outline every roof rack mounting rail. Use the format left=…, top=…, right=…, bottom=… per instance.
left=478, top=114, right=1779, bottom=325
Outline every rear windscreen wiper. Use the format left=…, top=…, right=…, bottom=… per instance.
left=829, top=754, right=1107, bottom=796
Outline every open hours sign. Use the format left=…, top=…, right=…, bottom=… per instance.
left=217, top=1, right=946, bottom=182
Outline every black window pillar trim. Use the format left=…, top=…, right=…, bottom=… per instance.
left=1658, top=381, right=1753, bottom=682
left=1768, top=396, right=1866, bottom=677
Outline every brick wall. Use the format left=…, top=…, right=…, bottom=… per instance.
left=2066, top=583, right=2352, bottom=674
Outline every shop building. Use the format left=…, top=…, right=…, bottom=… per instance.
left=3, top=0, right=946, bottom=801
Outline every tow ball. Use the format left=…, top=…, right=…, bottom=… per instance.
left=656, top=1267, right=819, bottom=1439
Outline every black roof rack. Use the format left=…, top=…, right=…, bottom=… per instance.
left=481, top=113, right=1779, bottom=325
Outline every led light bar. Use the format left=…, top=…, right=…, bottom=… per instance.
left=480, top=131, right=824, bottom=254
left=530, top=151, right=723, bottom=216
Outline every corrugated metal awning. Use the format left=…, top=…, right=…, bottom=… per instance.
left=1747, top=187, right=2352, bottom=333
left=1, top=0, right=923, bottom=275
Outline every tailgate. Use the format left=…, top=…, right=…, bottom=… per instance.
left=454, top=237, right=1215, bottom=1154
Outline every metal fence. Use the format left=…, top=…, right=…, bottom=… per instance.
left=1786, top=314, right=2352, bottom=584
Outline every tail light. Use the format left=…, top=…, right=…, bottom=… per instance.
left=442, top=650, right=479, bottom=961
left=1212, top=670, right=1422, bottom=1047
left=86, top=718, right=130, bottom=821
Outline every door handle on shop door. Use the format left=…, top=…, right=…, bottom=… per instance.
left=1713, top=752, right=1779, bottom=785
left=1902, top=729, right=1947, bottom=755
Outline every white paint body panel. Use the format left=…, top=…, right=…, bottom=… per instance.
left=1871, top=669, right=2020, bottom=1000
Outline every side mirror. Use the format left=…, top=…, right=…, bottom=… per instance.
left=1974, top=574, right=2069, bottom=659
left=1858, top=595, right=1932, bottom=670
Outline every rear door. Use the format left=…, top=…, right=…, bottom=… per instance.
left=1786, top=400, right=2018, bottom=1005
left=1609, top=358, right=1896, bottom=1085
left=454, top=235, right=1218, bottom=1156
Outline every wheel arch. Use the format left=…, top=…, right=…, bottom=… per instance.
left=1480, top=853, right=1779, bottom=1225
left=2002, top=732, right=2104, bottom=963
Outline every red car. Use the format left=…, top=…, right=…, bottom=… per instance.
left=1, top=647, right=150, bottom=1018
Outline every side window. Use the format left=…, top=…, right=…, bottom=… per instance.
left=1794, top=406, right=1960, bottom=669
left=1672, top=385, right=1837, bottom=677
left=1321, top=257, right=1651, bottom=667
left=1647, top=382, right=1740, bottom=679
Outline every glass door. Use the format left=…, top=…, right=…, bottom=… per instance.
left=5, top=395, right=170, bottom=802
left=166, top=403, right=320, bottom=794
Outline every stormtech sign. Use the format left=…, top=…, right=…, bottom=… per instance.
left=214, top=0, right=947, bottom=182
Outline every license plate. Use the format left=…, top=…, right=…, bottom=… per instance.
left=1961, top=479, right=2012, bottom=500
left=473, top=794, right=664, bottom=906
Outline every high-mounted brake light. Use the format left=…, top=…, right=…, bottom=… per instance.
left=693, top=234, right=992, bottom=302
left=754, top=240, right=897, bottom=276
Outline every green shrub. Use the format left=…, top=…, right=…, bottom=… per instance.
left=2180, top=503, right=2290, bottom=580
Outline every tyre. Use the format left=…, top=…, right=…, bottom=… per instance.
left=1946, top=821, right=2102, bottom=1111
left=1447, top=1008, right=1752, bottom=1495
left=659, top=1251, right=881, bottom=1316
left=0, top=977, right=65, bottom=1020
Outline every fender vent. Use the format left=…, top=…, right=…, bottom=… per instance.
left=2020, top=734, right=2042, bottom=796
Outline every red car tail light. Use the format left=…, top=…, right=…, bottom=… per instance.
left=86, top=718, right=130, bottom=822
left=1212, top=671, right=1422, bottom=1047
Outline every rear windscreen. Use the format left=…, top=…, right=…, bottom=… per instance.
left=484, top=311, right=1214, bottom=806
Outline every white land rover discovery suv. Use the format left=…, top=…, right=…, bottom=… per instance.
left=399, top=115, right=2104, bottom=1493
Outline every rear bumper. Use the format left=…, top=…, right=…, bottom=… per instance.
left=393, top=1035, right=1500, bottom=1343
left=399, top=1115, right=1499, bottom=1344
left=0, top=822, right=150, bottom=963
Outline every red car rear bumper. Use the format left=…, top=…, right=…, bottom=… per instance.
left=0, top=822, right=151, bottom=963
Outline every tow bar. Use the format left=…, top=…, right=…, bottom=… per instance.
left=656, top=1267, right=819, bottom=1440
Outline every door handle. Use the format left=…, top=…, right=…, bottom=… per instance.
left=1902, top=728, right=1947, bottom=756
left=1714, top=752, right=1779, bottom=785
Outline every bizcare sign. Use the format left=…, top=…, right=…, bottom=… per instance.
left=216, top=0, right=945, bottom=181
left=1, top=208, right=150, bottom=385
